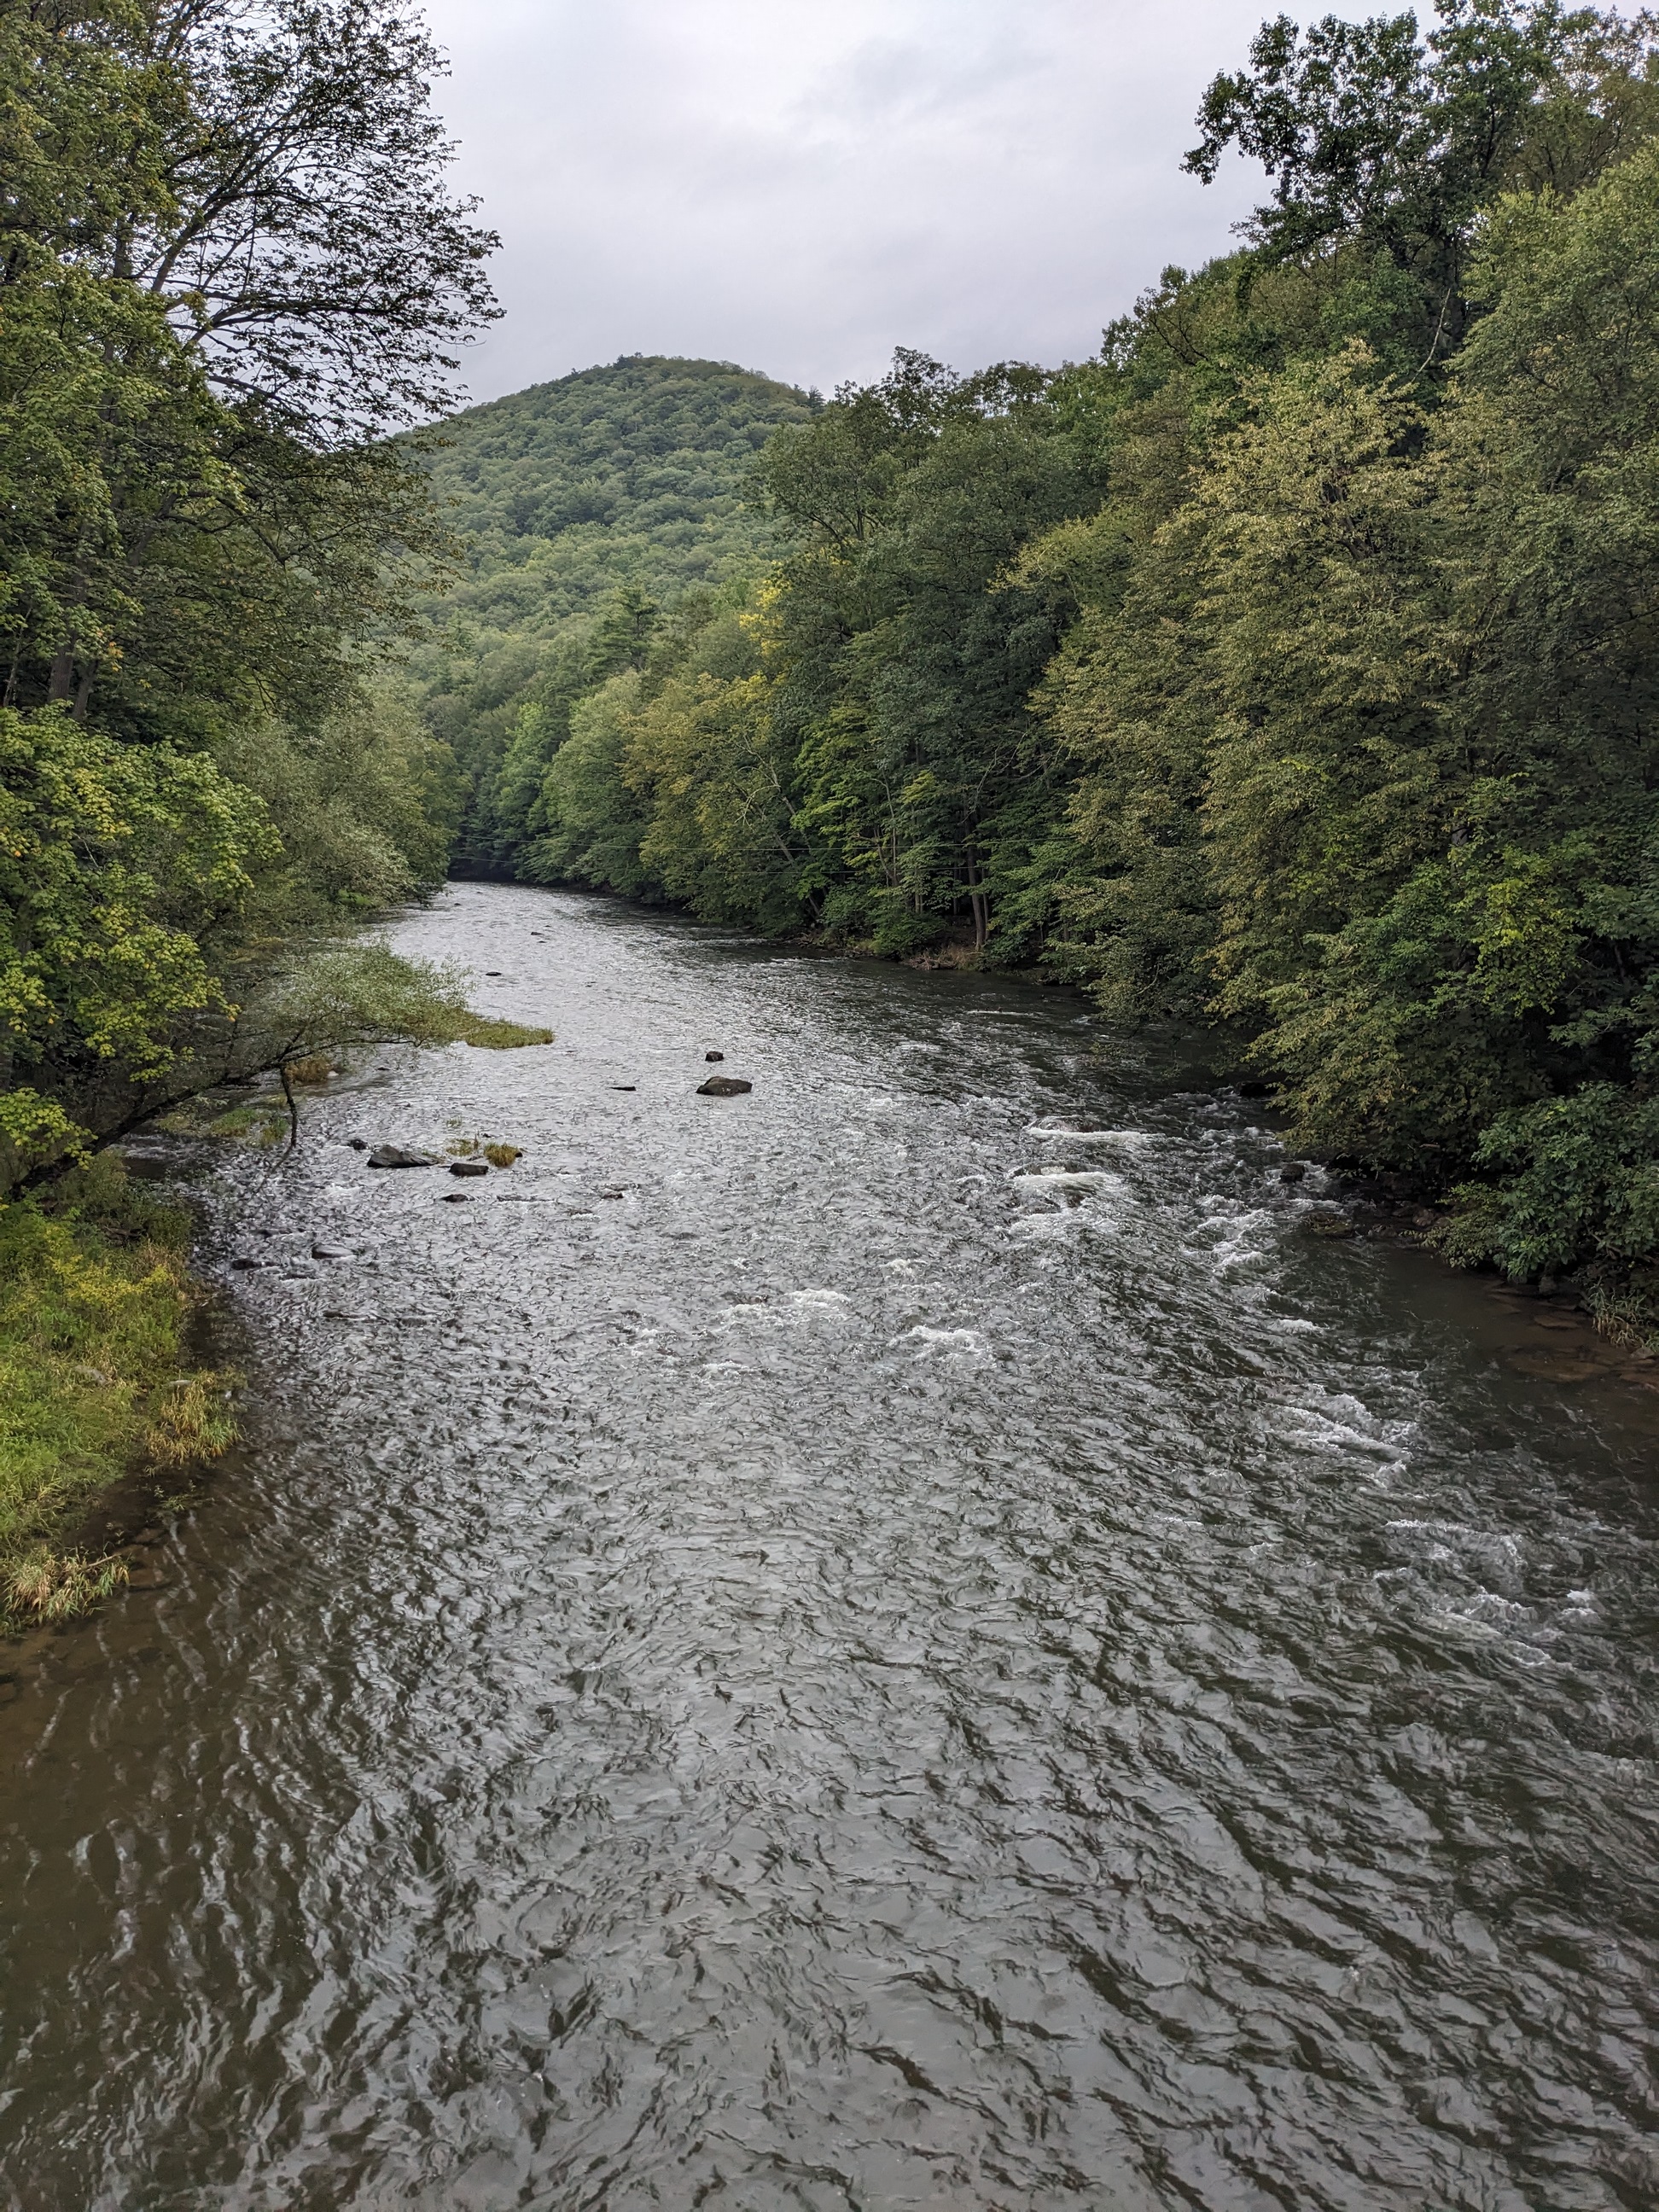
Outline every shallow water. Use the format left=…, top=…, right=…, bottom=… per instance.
left=3, top=882, right=1657, bottom=2211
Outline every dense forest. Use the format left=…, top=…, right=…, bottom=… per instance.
left=0, top=0, right=528, bottom=1196
left=435, top=2, right=1659, bottom=1330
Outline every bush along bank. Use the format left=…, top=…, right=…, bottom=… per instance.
left=0, top=0, right=529, bottom=1628
left=1, top=990, right=557, bottom=1634
left=0, top=1156, right=234, bottom=1629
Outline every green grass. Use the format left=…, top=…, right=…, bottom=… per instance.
left=0, top=1155, right=234, bottom=1629
left=448, top=1013, right=555, bottom=1049
left=206, top=1102, right=288, bottom=1144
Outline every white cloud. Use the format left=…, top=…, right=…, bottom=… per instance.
left=416, top=0, right=1301, bottom=403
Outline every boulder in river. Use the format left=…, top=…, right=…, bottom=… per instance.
left=311, top=1244, right=352, bottom=1261
left=449, top=1159, right=489, bottom=1178
left=440, top=1191, right=472, bottom=1203
left=368, top=1145, right=439, bottom=1168
left=705, top=1051, right=725, bottom=1062
left=1279, top=1161, right=1306, bottom=1184
left=696, top=1076, right=752, bottom=1097
left=346, top=1138, right=368, bottom=1152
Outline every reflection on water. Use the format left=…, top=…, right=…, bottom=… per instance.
left=2, top=883, right=1656, bottom=2211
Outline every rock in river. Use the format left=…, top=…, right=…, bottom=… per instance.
left=696, top=1075, right=752, bottom=1097
left=705, top=1051, right=725, bottom=1062
left=368, top=1145, right=439, bottom=1169
left=449, top=1159, right=489, bottom=1178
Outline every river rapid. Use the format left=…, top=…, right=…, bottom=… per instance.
left=3, top=882, right=1657, bottom=2212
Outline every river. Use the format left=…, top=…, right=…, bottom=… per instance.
left=3, top=882, right=1656, bottom=2211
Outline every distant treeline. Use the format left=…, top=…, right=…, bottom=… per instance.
left=431, top=3, right=1659, bottom=1322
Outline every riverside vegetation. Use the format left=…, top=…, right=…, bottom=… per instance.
left=8, top=0, right=1659, bottom=1624
left=0, top=0, right=544, bottom=1622
left=418, top=2, right=1659, bottom=1348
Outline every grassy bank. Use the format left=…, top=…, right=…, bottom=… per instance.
left=0, top=1157, right=233, bottom=1630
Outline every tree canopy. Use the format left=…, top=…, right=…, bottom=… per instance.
left=0, top=0, right=507, bottom=1190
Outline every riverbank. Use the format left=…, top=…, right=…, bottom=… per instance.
left=0, top=1155, right=234, bottom=1629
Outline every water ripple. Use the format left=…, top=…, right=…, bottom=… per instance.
left=3, top=884, right=1657, bottom=2211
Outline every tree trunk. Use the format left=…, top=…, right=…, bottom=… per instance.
left=280, top=1061, right=299, bottom=1150
left=964, top=843, right=988, bottom=952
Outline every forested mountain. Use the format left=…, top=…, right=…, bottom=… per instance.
left=402, top=358, right=817, bottom=865
left=423, top=1, right=1659, bottom=1331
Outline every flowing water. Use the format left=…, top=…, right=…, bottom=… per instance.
left=3, top=882, right=1657, bottom=2212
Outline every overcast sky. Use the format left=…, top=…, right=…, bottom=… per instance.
left=416, top=0, right=1332, bottom=405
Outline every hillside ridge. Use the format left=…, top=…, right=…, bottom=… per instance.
left=404, top=354, right=817, bottom=870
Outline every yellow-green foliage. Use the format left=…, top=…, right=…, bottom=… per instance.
left=0, top=706, right=276, bottom=1185
left=0, top=1158, right=233, bottom=1628
left=482, top=1143, right=521, bottom=1167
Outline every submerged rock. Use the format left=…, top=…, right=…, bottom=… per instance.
left=1279, top=1161, right=1306, bottom=1184
left=449, top=1159, right=489, bottom=1178
left=705, top=1051, right=725, bottom=1062
left=1507, top=1349, right=1600, bottom=1382
left=368, top=1145, right=438, bottom=1169
left=346, top=1138, right=368, bottom=1152
left=697, top=1076, right=752, bottom=1097
left=311, top=1244, right=352, bottom=1260
left=440, top=1191, right=472, bottom=1203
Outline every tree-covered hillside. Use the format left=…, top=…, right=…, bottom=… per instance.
left=404, top=357, right=818, bottom=863
left=428, top=3, right=1659, bottom=1333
